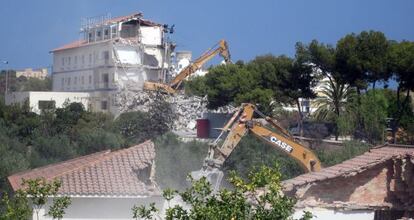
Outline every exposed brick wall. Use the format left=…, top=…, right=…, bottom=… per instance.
left=294, top=157, right=414, bottom=210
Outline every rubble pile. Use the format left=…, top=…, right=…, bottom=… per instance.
left=114, top=89, right=235, bottom=132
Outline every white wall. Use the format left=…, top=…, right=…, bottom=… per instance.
left=140, top=26, right=162, bottom=46
left=35, top=196, right=164, bottom=220
left=52, top=41, right=114, bottom=92
left=293, top=208, right=375, bottom=220
left=5, top=92, right=90, bottom=113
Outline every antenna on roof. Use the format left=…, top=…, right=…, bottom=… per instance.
left=80, top=13, right=112, bottom=32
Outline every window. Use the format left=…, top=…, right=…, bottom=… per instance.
left=104, top=28, right=109, bottom=39
left=38, top=100, right=56, bottom=110
left=68, top=57, right=71, bottom=65
left=101, top=101, right=108, bottom=110
left=67, top=77, right=71, bottom=85
left=89, top=75, right=92, bottom=84
left=74, top=77, right=77, bottom=85
left=103, top=51, right=110, bottom=64
left=111, top=26, right=117, bottom=38
left=81, top=76, right=84, bottom=84
left=89, top=54, right=92, bottom=64
left=81, top=55, right=85, bottom=65
left=102, top=73, right=109, bottom=88
left=88, top=32, right=94, bottom=42
left=61, top=78, right=64, bottom=87
left=74, top=56, right=77, bottom=66
left=62, top=57, right=65, bottom=66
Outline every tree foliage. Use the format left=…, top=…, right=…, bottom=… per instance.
left=137, top=165, right=313, bottom=220
left=0, top=178, right=71, bottom=220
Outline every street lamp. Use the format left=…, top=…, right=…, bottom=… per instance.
left=1, top=60, right=9, bottom=94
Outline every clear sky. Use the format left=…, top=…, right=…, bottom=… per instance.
left=0, top=0, right=413, bottom=70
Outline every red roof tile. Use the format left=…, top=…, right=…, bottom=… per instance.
left=283, top=144, right=414, bottom=191
left=51, top=39, right=88, bottom=52
left=8, top=140, right=160, bottom=197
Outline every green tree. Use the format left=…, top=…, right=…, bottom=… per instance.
left=76, top=128, right=124, bottom=155
left=112, top=111, right=153, bottom=144
left=355, top=31, right=390, bottom=89
left=15, top=76, right=52, bottom=92
left=47, top=196, right=72, bottom=220
left=0, top=191, right=31, bottom=220
left=313, top=78, right=355, bottom=139
left=137, top=165, right=313, bottom=220
left=387, top=40, right=414, bottom=143
left=336, top=33, right=367, bottom=94
left=1, top=178, right=71, bottom=220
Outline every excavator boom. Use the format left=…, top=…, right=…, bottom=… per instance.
left=169, top=39, right=230, bottom=89
left=143, top=40, right=231, bottom=94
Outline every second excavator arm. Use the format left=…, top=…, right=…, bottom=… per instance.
left=143, top=39, right=231, bottom=94
left=204, top=103, right=321, bottom=173
left=169, top=39, right=231, bottom=89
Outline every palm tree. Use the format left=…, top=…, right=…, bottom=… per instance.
left=313, top=77, right=354, bottom=140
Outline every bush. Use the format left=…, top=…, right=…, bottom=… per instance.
left=316, top=140, right=371, bottom=167
left=76, top=128, right=124, bottom=155
left=112, top=111, right=153, bottom=144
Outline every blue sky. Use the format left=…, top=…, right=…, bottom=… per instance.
left=0, top=0, right=413, bottom=70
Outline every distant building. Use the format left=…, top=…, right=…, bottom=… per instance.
left=5, top=91, right=90, bottom=113
left=15, top=68, right=48, bottom=79
left=8, top=140, right=162, bottom=220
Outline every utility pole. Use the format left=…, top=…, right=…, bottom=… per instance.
left=1, top=60, right=9, bottom=94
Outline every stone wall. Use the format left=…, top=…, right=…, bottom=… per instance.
left=291, top=157, right=414, bottom=211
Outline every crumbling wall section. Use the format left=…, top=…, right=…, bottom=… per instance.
left=114, top=90, right=235, bottom=132
left=291, top=156, right=414, bottom=210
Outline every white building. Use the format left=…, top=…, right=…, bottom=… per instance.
left=49, top=12, right=174, bottom=114
left=5, top=91, right=90, bottom=113
left=15, top=68, right=48, bottom=79
left=6, top=12, right=175, bottom=115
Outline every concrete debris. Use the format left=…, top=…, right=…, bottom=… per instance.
left=114, top=89, right=235, bottom=132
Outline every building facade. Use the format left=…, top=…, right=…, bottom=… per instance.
left=49, top=12, right=174, bottom=114
left=15, top=68, right=48, bottom=79
left=5, top=91, right=90, bottom=113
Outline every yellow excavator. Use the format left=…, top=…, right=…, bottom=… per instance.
left=192, top=103, right=321, bottom=191
left=143, top=39, right=231, bottom=94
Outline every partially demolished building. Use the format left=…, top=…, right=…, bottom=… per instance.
left=283, top=144, right=414, bottom=220
left=50, top=12, right=174, bottom=114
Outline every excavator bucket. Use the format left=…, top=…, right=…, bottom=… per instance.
left=190, top=168, right=224, bottom=192
left=143, top=81, right=176, bottom=94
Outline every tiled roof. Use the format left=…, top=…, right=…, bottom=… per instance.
left=283, top=144, right=414, bottom=191
left=8, top=140, right=160, bottom=197
left=51, top=39, right=88, bottom=52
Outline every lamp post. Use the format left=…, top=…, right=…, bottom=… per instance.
left=1, top=60, right=9, bottom=94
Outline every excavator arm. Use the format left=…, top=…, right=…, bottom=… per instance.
left=205, top=103, right=321, bottom=172
left=169, top=39, right=231, bottom=89
left=143, top=39, right=231, bottom=94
